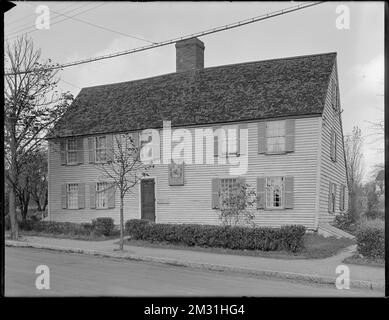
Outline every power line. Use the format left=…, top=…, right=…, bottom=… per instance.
left=6, top=2, right=73, bottom=28
left=6, top=2, right=93, bottom=37
left=5, top=1, right=324, bottom=76
left=44, top=7, right=156, bottom=44
left=6, top=3, right=106, bottom=40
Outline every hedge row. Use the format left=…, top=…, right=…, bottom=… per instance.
left=125, top=219, right=306, bottom=252
left=17, top=217, right=116, bottom=237
left=356, top=220, right=384, bottom=259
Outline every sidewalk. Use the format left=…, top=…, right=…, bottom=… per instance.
left=6, top=235, right=384, bottom=291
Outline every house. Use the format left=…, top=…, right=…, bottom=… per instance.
left=46, top=37, right=348, bottom=233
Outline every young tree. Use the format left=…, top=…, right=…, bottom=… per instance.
left=95, top=133, right=154, bottom=250
left=4, top=36, right=72, bottom=239
left=218, top=183, right=257, bottom=227
left=28, top=149, right=48, bottom=212
left=344, top=126, right=364, bottom=224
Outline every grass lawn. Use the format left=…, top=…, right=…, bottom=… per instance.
left=122, top=233, right=355, bottom=260
left=16, top=230, right=121, bottom=242
left=343, top=254, right=384, bottom=268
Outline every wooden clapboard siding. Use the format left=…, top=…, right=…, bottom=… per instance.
left=48, top=116, right=321, bottom=228
left=317, top=63, right=348, bottom=225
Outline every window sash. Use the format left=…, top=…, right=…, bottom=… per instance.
left=265, top=177, right=284, bottom=208
left=266, top=121, right=286, bottom=153
left=219, top=178, right=239, bottom=209
left=95, top=136, right=107, bottom=162
left=140, top=131, right=154, bottom=160
left=219, top=125, right=238, bottom=156
left=66, top=139, right=78, bottom=164
left=96, top=182, right=109, bottom=209
left=67, top=183, right=78, bottom=209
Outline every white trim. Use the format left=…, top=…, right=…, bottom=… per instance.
left=138, top=176, right=157, bottom=222
left=314, top=117, right=323, bottom=230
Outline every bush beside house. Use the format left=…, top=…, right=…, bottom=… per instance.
left=125, top=219, right=306, bottom=252
left=355, top=220, right=384, bottom=260
left=15, top=217, right=117, bottom=239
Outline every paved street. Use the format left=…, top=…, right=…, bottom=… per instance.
left=5, top=247, right=382, bottom=297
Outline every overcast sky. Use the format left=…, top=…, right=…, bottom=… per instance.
left=5, top=1, right=384, bottom=181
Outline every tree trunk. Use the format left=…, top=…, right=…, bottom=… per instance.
left=36, top=200, right=42, bottom=212
left=119, top=195, right=124, bottom=251
left=21, top=193, right=29, bottom=223
left=8, top=187, right=18, bottom=239
left=8, top=129, right=19, bottom=239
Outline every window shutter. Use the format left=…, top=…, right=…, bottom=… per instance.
left=108, top=183, right=115, bottom=209
left=333, top=184, right=337, bottom=212
left=334, top=132, right=337, bottom=162
left=60, top=140, right=67, bottom=165
left=77, top=138, right=84, bottom=164
left=339, top=185, right=344, bottom=211
left=211, top=178, right=220, bottom=209
left=237, top=124, right=247, bottom=155
left=78, top=183, right=85, bottom=209
left=132, top=132, right=139, bottom=147
left=332, top=79, right=337, bottom=110
left=61, top=184, right=67, bottom=209
left=258, top=122, right=267, bottom=154
left=330, top=129, right=335, bottom=161
left=88, top=137, right=95, bottom=163
left=89, top=183, right=96, bottom=209
left=106, top=134, right=114, bottom=162
left=153, top=131, right=161, bottom=161
left=284, top=176, right=294, bottom=209
left=328, top=182, right=332, bottom=213
left=285, top=119, right=295, bottom=153
left=256, top=177, right=265, bottom=209
left=213, top=127, right=219, bottom=157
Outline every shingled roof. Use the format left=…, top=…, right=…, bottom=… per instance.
left=48, top=52, right=336, bottom=138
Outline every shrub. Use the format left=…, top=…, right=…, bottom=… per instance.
left=125, top=219, right=306, bottom=252
left=125, top=219, right=150, bottom=238
left=92, top=217, right=115, bottom=236
left=356, top=220, right=384, bottom=259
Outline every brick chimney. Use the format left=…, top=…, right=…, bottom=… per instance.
left=175, top=37, right=205, bottom=72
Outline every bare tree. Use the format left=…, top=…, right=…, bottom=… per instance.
left=27, top=148, right=48, bottom=212
left=4, top=36, right=72, bottom=239
left=344, top=126, right=364, bottom=223
left=95, top=133, right=154, bottom=250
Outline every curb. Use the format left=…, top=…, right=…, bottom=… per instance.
left=6, top=241, right=384, bottom=292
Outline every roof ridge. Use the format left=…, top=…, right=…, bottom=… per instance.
left=81, top=52, right=337, bottom=91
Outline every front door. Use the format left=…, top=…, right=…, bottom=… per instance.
left=141, top=179, right=155, bottom=222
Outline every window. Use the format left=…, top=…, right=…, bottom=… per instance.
left=218, top=125, right=238, bottom=156
left=219, top=178, right=240, bottom=209
left=67, top=184, right=78, bottom=209
left=330, top=130, right=337, bottom=162
left=329, top=183, right=336, bottom=213
left=266, top=121, right=285, bottom=153
left=96, top=182, right=109, bottom=209
left=95, top=136, right=107, bottom=162
left=67, top=139, right=77, bottom=164
left=140, top=131, right=154, bottom=161
left=265, top=177, right=284, bottom=208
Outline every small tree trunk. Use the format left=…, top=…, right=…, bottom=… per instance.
left=119, top=195, right=124, bottom=251
left=35, top=198, right=42, bottom=211
left=8, top=187, right=18, bottom=239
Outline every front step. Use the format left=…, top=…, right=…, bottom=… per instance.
left=318, top=223, right=355, bottom=239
